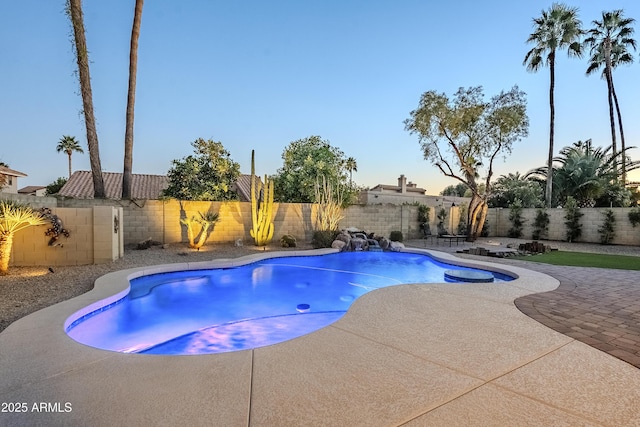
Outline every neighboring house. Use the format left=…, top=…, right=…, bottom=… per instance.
left=18, top=186, right=47, bottom=197
left=58, top=171, right=169, bottom=199
left=231, top=174, right=263, bottom=202
left=0, top=166, right=28, bottom=194
left=58, top=170, right=258, bottom=200
left=359, top=174, right=469, bottom=207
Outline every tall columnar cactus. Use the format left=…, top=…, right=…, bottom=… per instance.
left=250, top=150, right=274, bottom=246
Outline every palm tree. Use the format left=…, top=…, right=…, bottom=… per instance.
left=523, top=3, right=583, bottom=208
left=344, top=157, right=357, bottom=188
left=122, top=0, right=144, bottom=199
left=584, top=10, right=636, bottom=182
left=66, top=0, right=105, bottom=198
left=56, top=135, right=84, bottom=178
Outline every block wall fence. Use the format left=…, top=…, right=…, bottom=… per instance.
left=10, top=206, right=123, bottom=267
left=5, top=192, right=640, bottom=267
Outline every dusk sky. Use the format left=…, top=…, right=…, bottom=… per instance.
left=2, top=0, right=640, bottom=194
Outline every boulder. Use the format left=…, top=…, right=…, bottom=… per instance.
left=389, top=241, right=405, bottom=252
left=331, top=240, right=347, bottom=250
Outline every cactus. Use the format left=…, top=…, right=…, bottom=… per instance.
left=250, top=150, right=274, bottom=246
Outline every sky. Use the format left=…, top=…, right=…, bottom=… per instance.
left=2, top=0, right=640, bottom=195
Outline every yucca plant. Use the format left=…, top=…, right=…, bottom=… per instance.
left=0, top=200, right=47, bottom=274
left=180, top=211, right=219, bottom=250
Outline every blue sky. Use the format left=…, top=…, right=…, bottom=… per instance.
left=2, top=0, right=640, bottom=194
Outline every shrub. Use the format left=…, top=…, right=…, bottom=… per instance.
left=480, top=218, right=490, bottom=237
left=280, top=234, right=297, bottom=247
left=417, top=204, right=430, bottom=224
left=532, top=208, right=549, bottom=240
left=311, top=230, right=339, bottom=248
left=598, top=209, right=616, bottom=245
left=564, top=196, right=583, bottom=243
left=389, top=231, right=403, bottom=242
left=629, top=208, right=640, bottom=227
left=507, top=199, right=525, bottom=238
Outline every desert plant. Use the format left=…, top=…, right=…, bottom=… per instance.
left=629, top=208, right=640, bottom=227
left=598, top=209, right=616, bottom=245
left=249, top=150, right=274, bottom=246
left=280, top=234, right=297, bottom=248
left=0, top=200, right=47, bottom=274
left=457, top=203, right=468, bottom=235
left=314, top=175, right=344, bottom=231
left=311, top=230, right=339, bottom=248
left=564, top=196, right=583, bottom=242
left=532, top=208, right=550, bottom=240
left=507, top=199, right=525, bottom=238
left=180, top=211, right=219, bottom=249
left=389, top=231, right=403, bottom=242
left=480, top=218, right=490, bottom=237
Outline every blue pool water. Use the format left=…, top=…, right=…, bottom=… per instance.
left=66, top=251, right=512, bottom=355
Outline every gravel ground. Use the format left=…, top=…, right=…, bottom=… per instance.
left=0, top=242, right=312, bottom=334
left=2, top=238, right=639, bottom=334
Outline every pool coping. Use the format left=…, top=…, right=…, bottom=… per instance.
left=2, top=248, right=640, bottom=426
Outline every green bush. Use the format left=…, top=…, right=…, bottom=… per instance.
left=532, top=208, right=549, bottom=240
left=629, top=208, right=640, bottom=227
left=564, top=196, right=583, bottom=243
left=280, top=234, right=297, bottom=247
left=389, top=230, right=403, bottom=242
left=311, top=230, right=339, bottom=248
left=598, top=209, right=616, bottom=245
left=507, top=199, right=525, bottom=238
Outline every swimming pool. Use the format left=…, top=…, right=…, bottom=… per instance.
left=66, top=251, right=512, bottom=355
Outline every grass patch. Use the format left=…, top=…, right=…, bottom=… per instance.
left=516, top=251, right=640, bottom=270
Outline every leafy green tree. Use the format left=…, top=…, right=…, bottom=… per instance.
left=524, top=3, right=583, bottom=208
left=66, top=0, right=105, bottom=198
left=507, top=199, right=526, bottom=238
left=45, top=177, right=68, bottom=196
left=527, top=139, right=639, bottom=207
left=584, top=9, right=636, bottom=182
left=440, top=183, right=468, bottom=197
left=487, top=172, right=543, bottom=208
left=273, top=136, right=353, bottom=203
left=405, top=86, right=529, bottom=240
left=56, top=135, right=84, bottom=178
left=164, top=138, right=240, bottom=201
left=122, top=0, right=145, bottom=199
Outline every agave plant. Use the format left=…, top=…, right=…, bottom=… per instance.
left=180, top=211, right=219, bottom=250
left=0, top=200, right=47, bottom=274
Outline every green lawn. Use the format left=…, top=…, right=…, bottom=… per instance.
left=516, top=251, right=640, bottom=270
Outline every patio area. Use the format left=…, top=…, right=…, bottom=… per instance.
left=1, top=247, right=639, bottom=426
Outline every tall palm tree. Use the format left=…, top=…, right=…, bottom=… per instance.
left=344, top=157, right=357, bottom=188
left=122, top=0, right=144, bottom=199
left=584, top=10, right=636, bottom=183
left=523, top=3, right=582, bottom=208
left=66, top=0, right=105, bottom=198
left=56, top=135, right=84, bottom=178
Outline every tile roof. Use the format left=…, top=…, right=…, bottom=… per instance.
left=232, top=174, right=263, bottom=202
left=0, top=166, right=28, bottom=177
left=58, top=171, right=169, bottom=199
left=18, top=186, right=46, bottom=194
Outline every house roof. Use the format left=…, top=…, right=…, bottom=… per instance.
left=0, top=166, right=28, bottom=178
left=18, top=186, right=46, bottom=194
left=232, top=174, right=263, bottom=202
left=369, top=184, right=426, bottom=194
left=58, top=171, right=169, bottom=199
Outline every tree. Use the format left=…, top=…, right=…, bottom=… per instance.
left=164, top=138, right=240, bottom=201
left=56, top=135, right=84, bottom=178
left=526, top=139, right=640, bottom=207
left=45, top=177, right=68, bottom=196
left=487, top=172, right=544, bottom=208
left=122, top=0, right=144, bottom=199
left=344, top=157, right=358, bottom=188
left=584, top=10, right=636, bottom=182
left=524, top=3, right=582, bottom=208
left=0, top=162, right=8, bottom=189
left=66, top=0, right=105, bottom=198
left=0, top=201, right=47, bottom=274
left=273, top=136, right=351, bottom=203
left=405, top=86, right=529, bottom=241
left=440, top=183, right=468, bottom=197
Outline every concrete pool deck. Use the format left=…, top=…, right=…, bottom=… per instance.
left=1, top=248, right=639, bottom=426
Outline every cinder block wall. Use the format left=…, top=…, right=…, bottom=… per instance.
left=10, top=206, right=122, bottom=267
